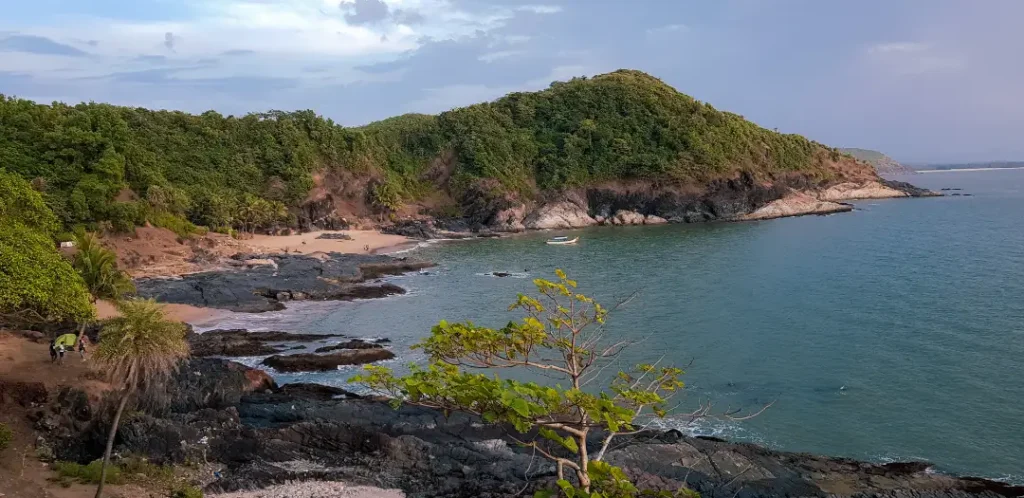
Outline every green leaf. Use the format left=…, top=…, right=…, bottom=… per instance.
left=510, top=398, right=531, bottom=417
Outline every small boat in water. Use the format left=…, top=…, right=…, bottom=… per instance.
left=546, top=236, right=579, bottom=245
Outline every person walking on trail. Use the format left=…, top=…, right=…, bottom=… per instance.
left=52, top=333, right=78, bottom=364
left=77, top=335, right=90, bottom=360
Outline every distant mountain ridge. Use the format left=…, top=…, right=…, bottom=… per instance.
left=840, top=148, right=914, bottom=175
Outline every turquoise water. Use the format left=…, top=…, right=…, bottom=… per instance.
left=210, top=170, right=1024, bottom=483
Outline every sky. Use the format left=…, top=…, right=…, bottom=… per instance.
left=2, top=0, right=1022, bottom=163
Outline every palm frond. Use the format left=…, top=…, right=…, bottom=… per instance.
left=72, top=232, right=135, bottom=301
left=93, top=299, right=190, bottom=394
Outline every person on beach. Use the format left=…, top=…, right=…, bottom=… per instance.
left=77, top=335, right=90, bottom=360
left=52, top=333, right=78, bottom=364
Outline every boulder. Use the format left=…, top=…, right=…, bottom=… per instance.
left=262, top=349, right=396, bottom=372
left=609, top=210, right=646, bottom=225
left=523, top=201, right=597, bottom=229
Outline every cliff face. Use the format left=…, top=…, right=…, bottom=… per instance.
left=400, top=174, right=936, bottom=235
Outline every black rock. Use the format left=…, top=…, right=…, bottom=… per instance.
left=135, top=253, right=433, bottom=312
left=261, top=349, right=396, bottom=372
left=314, top=339, right=384, bottom=353
left=188, top=329, right=346, bottom=357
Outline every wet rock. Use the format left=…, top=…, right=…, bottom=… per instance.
left=262, top=349, right=396, bottom=372
left=188, top=329, right=345, bottom=357
left=881, top=179, right=943, bottom=197
left=135, top=253, right=433, bottom=312
left=314, top=340, right=384, bottom=353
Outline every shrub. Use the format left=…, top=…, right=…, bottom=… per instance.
left=172, top=485, right=204, bottom=498
left=0, top=423, right=13, bottom=451
left=52, top=460, right=124, bottom=485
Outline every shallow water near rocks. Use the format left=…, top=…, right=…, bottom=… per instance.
left=205, top=169, right=1024, bottom=484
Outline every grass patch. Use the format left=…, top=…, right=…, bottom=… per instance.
left=51, top=456, right=202, bottom=495
left=52, top=460, right=124, bottom=485
left=0, top=423, right=13, bottom=451
left=172, top=484, right=205, bottom=498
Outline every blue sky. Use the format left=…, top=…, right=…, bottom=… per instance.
left=1, top=0, right=1022, bottom=163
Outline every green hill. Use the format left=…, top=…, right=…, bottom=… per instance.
left=1, top=69, right=875, bottom=234
left=839, top=148, right=913, bottom=175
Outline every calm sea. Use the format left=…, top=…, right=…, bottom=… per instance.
left=206, top=170, right=1024, bottom=483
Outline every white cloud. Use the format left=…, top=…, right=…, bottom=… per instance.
left=478, top=49, right=525, bottom=63
left=517, top=5, right=563, bottom=14
left=0, top=0, right=552, bottom=85
left=865, top=41, right=965, bottom=75
left=868, top=42, right=929, bottom=54
left=646, top=24, right=688, bottom=37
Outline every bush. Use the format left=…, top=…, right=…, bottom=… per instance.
left=0, top=423, right=13, bottom=451
left=172, top=485, right=204, bottom=498
left=148, top=211, right=206, bottom=239
left=52, top=460, right=124, bottom=485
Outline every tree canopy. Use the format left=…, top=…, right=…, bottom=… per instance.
left=0, top=70, right=849, bottom=234
left=355, top=271, right=698, bottom=497
left=0, top=170, right=93, bottom=322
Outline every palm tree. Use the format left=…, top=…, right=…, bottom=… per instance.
left=72, top=232, right=134, bottom=343
left=91, top=299, right=190, bottom=498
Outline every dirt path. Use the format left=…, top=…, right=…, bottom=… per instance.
left=0, top=333, right=143, bottom=498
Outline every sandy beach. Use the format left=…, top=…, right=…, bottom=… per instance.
left=95, top=299, right=227, bottom=325
left=246, top=230, right=414, bottom=255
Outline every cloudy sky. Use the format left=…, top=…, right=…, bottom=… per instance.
left=2, top=0, right=1022, bottom=163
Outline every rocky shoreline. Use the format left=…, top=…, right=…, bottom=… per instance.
left=134, top=252, right=433, bottom=313
left=383, top=178, right=939, bottom=239
left=12, top=356, right=1020, bottom=498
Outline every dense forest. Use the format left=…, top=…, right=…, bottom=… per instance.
left=0, top=70, right=850, bottom=236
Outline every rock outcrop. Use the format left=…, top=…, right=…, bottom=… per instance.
left=262, top=349, right=396, bottom=372
left=135, top=253, right=433, bottom=312
left=29, top=360, right=1023, bottom=498
left=817, top=181, right=909, bottom=201
left=523, top=194, right=597, bottom=229
left=743, top=192, right=853, bottom=220
left=188, top=329, right=346, bottom=357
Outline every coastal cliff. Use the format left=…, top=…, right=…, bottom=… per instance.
left=387, top=176, right=937, bottom=237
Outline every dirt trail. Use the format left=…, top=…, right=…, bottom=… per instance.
left=0, top=333, right=144, bottom=498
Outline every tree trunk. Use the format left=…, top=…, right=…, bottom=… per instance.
left=77, top=297, right=96, bottom=343
left=94, top=394, right=130, bottom=498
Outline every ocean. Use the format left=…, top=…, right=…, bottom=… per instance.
left=202, top=169, right=1024, bottom=483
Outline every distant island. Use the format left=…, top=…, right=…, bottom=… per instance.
left=839, top=148, right=914, bottom=175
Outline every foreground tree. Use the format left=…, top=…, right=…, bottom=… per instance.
left=356, top=271, right=763, bottom=497
left=72, top=231, right=134, bottom=342
left=91, top=299, right=190, bottom=498
left=0, top=170, right=94, bottom=324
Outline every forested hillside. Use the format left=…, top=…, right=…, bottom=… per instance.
left=839, top=148, right=912, bottom=175
left=1, top=69, right=864, bottom=235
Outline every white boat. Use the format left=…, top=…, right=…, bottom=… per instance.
left=546, top=236, right=579, bottom=245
